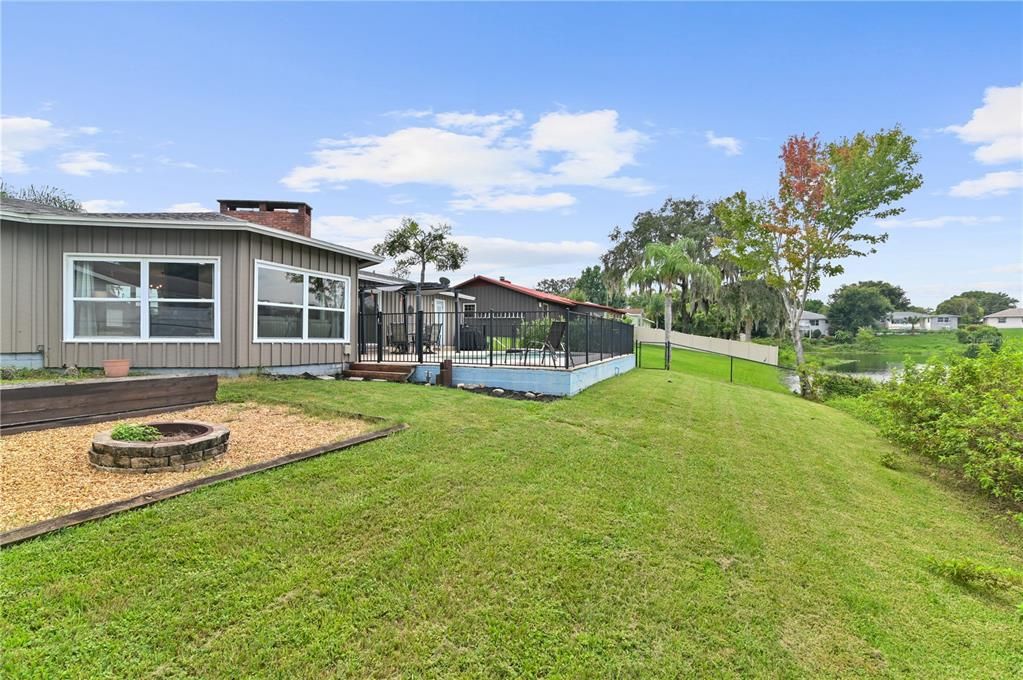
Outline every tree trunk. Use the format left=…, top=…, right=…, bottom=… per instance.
left=744, top=317, right=753, bottom=342
left=664, top=287, right=673, bottom=369
left=416, top=261, right=426, bottom=314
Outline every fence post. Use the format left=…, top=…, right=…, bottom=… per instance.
left=565, top=313, right=571, bottom=369
left=585, top=315, right=590, bottom=365
left=416, top=309, right=424, bottom=364
left=730, top=355, right=734, bottom=383
left=376, top=311, right=383, bottom=363
left=489, top=311, right=494, bottom=367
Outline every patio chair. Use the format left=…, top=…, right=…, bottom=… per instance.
left=423, top=323, right=443, bottom=353
left=523, top=320, right=571, bottom=367
left=387, top=322, right=410, bottom=353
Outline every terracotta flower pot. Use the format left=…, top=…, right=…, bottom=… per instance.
left=102, top=359, right=131, bottom=378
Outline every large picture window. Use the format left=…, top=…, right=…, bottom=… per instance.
left=65, top=256, right=219, bottom=342
left=254, top=261, right=349, bottom=342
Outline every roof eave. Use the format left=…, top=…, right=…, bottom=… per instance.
left=0, top=209, right=383, bottom=265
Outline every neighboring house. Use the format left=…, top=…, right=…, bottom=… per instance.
left=622, top=307, right=653, bottom=328
left=798, top=310, right=830, bottom=337
left=0, top=197, right=382, bottom=373
left=884, top=312, right=959, bottom=332
left=982, top=307, right=1023, bottom=329
left=452, top=275, right=624, bottom=319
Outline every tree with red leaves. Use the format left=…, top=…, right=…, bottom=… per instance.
left=715, top=128, right=922, bottom=380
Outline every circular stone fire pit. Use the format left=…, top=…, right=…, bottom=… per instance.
left=90, top=421, right=230, bottom=473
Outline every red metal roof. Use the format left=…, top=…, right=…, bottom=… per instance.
left=453, top=275, right=623, bottom=314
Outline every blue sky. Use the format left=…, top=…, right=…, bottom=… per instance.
left=3, top=2, right=1021, bottom=308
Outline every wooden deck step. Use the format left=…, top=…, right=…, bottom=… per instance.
left=342, top=368, right=413, bottom=383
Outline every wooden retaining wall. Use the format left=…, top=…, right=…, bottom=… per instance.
left=1, top=375, right=218, bottom=433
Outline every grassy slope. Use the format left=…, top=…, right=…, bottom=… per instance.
left=641, top=342, right=791, bottom=394
left=3, top=370, right=1021, bottom=677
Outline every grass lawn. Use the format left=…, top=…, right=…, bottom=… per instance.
left=3, top=369, right=1021, bottom=677
left=641, top=342, right=792, bottom=394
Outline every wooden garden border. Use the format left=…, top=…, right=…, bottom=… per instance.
left=0, top=422, right=408, bottom=547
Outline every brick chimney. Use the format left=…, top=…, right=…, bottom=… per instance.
left=217, top=199, right=312, bottom=237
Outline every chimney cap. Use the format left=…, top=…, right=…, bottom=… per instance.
left=499, top=275, right=507, bottom=281
left=217, top=199, right=312, bottom=211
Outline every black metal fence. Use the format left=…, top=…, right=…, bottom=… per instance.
left=358, top=309, right=634, bottom=368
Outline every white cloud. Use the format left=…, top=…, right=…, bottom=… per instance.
left=705, top=130, right=742, bottom=156
left=435, top=110, right=524, bottom=138
left=0, top=116, right=68, bottom=173
left=875, top=215, right=1004, bottom=229
left=81, top=199, right=127, bottom=212
left=282, top=108, right=651, bottom=208
left=314, top=212, right=603, bottom=285
left=56, top=151, right=121, bottom=176
left=166, top=202, right=212, bottom=213
left=943, top=83, right=1023, bottom=164
left=949, top=170, right=1023, bottom=198
left=157, top=156, right=226, bottom=173
left=449, top=192, right=576, bottom=212
left=78, top=126, right=101, bottom=135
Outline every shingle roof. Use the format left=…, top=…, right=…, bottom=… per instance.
left=800, top=311, right=827, bottom=320
left=0, top=199, right=381, bottom=264
left=87, top=211, right=247, bottom=223
left=983, top=307, right=1023, bottom=318
left=0, top=197, right=79, bottom=215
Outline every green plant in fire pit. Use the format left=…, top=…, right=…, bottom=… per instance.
left=110, top=423, right=162, bottom=442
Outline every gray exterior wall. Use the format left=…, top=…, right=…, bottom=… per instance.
left=1, top=218, right=360, bottom=369
left=454, top=282, right=571, bottom=315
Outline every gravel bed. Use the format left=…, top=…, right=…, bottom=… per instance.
left=0, top=402, right=370, bottom=531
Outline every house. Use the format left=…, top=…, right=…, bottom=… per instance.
left=452, top=275, right=624, bottom=319
left=982, top=307, right=1023, bottom=329
left=622, top=307, right=653, bottom=328
left=0, top=197, right=382, bottom=374
left=798, top=311, right=830, bottom=337
left=884, top=312, right=959, bottom=332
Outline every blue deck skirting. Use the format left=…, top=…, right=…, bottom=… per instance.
left=409, top=354, right=634, bottom=396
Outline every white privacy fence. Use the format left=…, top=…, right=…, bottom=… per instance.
left=634, top=326, right=779, bottom=366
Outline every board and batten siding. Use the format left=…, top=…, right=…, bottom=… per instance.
left=454, top=282, right=570, bottom=315
left=0, top=219, right=361, bottom=369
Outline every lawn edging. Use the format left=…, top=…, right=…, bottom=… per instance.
left=0, top=422, right=408, bottom=547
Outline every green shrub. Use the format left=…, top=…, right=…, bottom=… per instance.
left=868, top=346, right=1023, bottom=502
left=854, top=326, right=881, bottom=351
left=797, top=363, right=878, bottom=401
left=810, top=328, right=822, bottom=339
left=833, top=330, right=854, bottom=344
left=957, top=324, right=1002, bottom=357
left=110, top=423, right=162, bottom=442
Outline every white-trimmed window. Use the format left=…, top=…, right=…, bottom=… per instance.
left=254, top=260, right=349, bottom=343
left=462, top=303, right=477, bottom=318
left=65, top=255, right=219, bottom=342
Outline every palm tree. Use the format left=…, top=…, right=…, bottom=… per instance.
left=628, top=238, right=720, bottom=366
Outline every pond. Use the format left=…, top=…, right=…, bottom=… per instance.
left=781, top=352, right=915, bottom=394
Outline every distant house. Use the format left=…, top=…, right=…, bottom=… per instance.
left=798, top=310, right=830, bottom=337
left=982, top=307, right=1023, bottom=329
left=884, top=312, right=959, bottom=332
left=452, top=275, right=624, bottom=319
left=622, top=307, right=653, bottom=328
